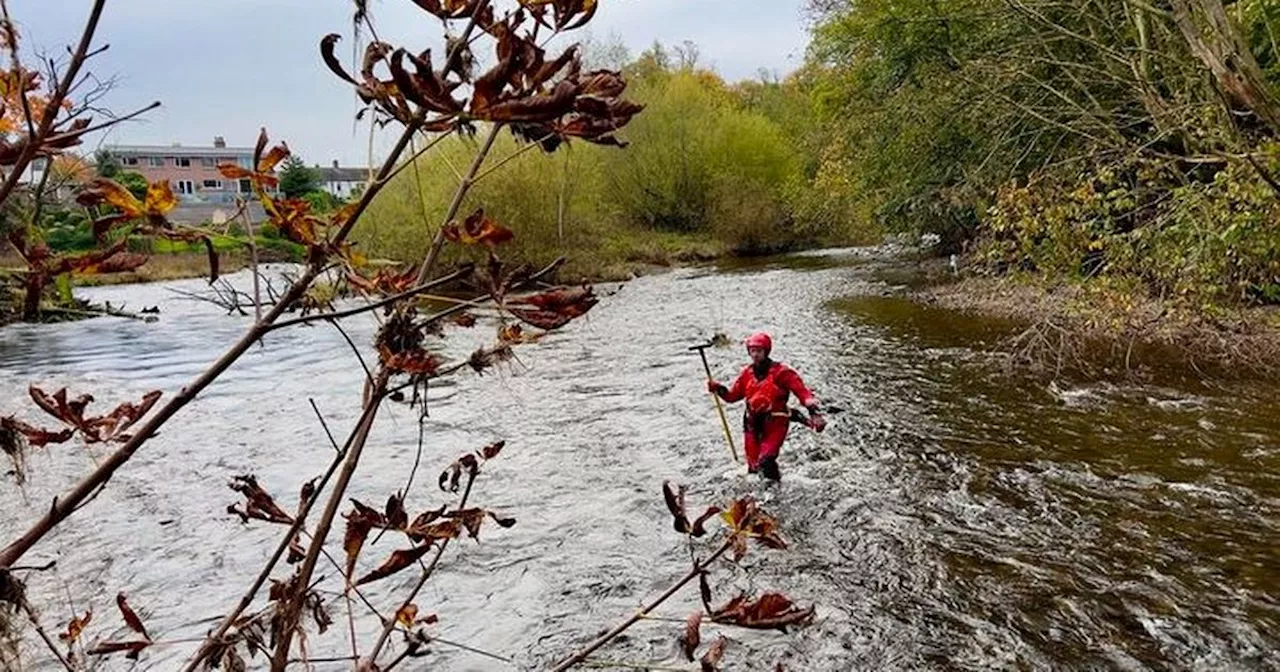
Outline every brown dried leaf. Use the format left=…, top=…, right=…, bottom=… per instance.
left=699, top=571, right=713, bottom=613
left=408, top=518, right=462, bottom=544
left=680, top=611, right=702, bottom=661
left=691, top=506, right=722, bottom=538
left=711, top=591, right=815, bottom=632
left=86, top=640, right=150, bottom=659
left=700, top=634, right=727, bottom=672
left=468, top=343, right=514, bottom=374
left=450, top=311, right=478, bottom=328
left=487, top=511, right=516, bottom=528
left=86, top=390, right=162, bottom=442
left=662, top=481, right=690, bottom=534
left=385, top=492, right=409, bottom=531
left=287, top=533, right=306, bottom=565
left=27, top=386, right=65, bottom=423
left=439, top=461, right=460, bottom=492
left=115, top=593, right=150, bottom=641
left=343, top=499, right=389, bottom=576
left=228, top=475, right=294, bottom=525
left=507, top=286, right=598, bottom=330
left=479, top=440, right=505, bottom=460
left=354, top=545, right=433, bottom=586
left=445, top=508, right=487, bottom=539
left=407, top=505, right=447, bottom=534
left=320, top=34, right=358, bottom=85
left=439, top=453, right=479, bottom=492
left=222, top=646, right=247, bottom=672
left=480, top=80, right=579, bottom=122
left=379, top=347, right=442, bottom=376
left=1, top=416, right=73, bottom=447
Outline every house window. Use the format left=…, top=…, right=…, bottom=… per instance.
left=202, top=179, right=223, bottom=190
left=175, top=157, right=191, bottom=168
left=148, top=156, right=164, bottom=167
left=122, top=156, right=139, bottom=166
left=237, top=157, right=253, bottom=169
left=176, top=180, right=194, bottom=195
left=238, top=178, right=252, bottom=194
left=31, top=157, right=48, bottom=171
left=200, top=157, right=216, bottom=168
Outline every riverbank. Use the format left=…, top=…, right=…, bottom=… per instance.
left=912, top=271, right=1280, bottom=380
left=4, top=233, right=730, bottom=290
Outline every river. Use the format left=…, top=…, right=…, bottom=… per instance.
left=1, top=248, right=1276, bottom=671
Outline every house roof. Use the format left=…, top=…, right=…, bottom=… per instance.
left=317, top=166, right=369, bottom=182
left=105, top=144, right=255, bottom=157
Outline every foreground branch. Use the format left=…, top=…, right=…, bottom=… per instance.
left=0, top=113, right=426, bottom=569
left=0, top=0, right=107, bottom=205
left=179, top=392, right=384, bottom=672
left=269, top=371, right=391, bottom=670
left=548, top=537, right=735, bottom=672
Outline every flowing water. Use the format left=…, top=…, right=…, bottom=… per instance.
left=1, top=249, right=1276, bottom=671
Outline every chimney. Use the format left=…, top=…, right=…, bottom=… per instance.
left=332, top=160, right=339, bottom=168
left=213, top=136, right=226, bottom=148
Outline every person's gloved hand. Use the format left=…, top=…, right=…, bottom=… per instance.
left=707, top=380, right=725, bottom=395
left=810, top=413, right=827, bottom=433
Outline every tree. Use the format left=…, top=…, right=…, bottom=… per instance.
left=93, top=148, right=120, bottom=178
left=116, top=171, right=148, bottom=200
left=278, top=155, right=320, bottom=198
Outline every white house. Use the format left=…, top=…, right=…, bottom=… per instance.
left=316, top=160, right=368, bottom=200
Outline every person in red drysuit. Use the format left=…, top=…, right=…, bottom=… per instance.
left=706, top=332, right=825, bottom=480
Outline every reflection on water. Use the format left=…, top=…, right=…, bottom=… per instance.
left=1, top=253, right=1276, bottom=670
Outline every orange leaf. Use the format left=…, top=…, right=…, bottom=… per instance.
left=143, top=180, right=177, bottom=215
left=442, top=208, right=514, bottom=247
left=78, top=252, right=148, bottom=276
left=59, top=610, right=92, bottom=644
left=397, top=604, right=419, bottom=628
left=78, top=178, right=143, bottom=217
left=217, top=164, right=253, bottom=180
left=257, top=143, right=290, bottom=173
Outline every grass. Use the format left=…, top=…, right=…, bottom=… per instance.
left=0, top=243, right=301, bottom=288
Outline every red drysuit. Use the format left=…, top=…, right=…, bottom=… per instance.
left=716, top=361, right=818, bottom=470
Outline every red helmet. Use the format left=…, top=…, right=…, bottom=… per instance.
left=744, top=331, right=772, bottom=352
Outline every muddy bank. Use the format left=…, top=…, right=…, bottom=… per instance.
left=911, top=274, right=1280, bottom=381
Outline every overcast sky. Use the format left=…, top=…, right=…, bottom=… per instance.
left=13, top=0, right=812, bottom=167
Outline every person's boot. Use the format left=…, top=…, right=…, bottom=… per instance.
left=759, top=456, right=781, bottom=482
